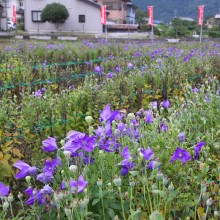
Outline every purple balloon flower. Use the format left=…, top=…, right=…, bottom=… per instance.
left=119, top=146, right=135, bottom=176
left=41, top=185, right=53, bottom=195
left=41, top=88, right=46, bottom=93
left=114, top=65, right=120, bottom=72
left=159, top=123, right=168, bottom=132
left=145, top=110, right=153, bottom=124
left=128, top=62, right=134, bottom=68
left=177, top=132, right=185, bottom=142
left=0, top=182, right=9, bottom=198
left=13, top=160, right=37, bottom=179
left=192, top=88, right=198, bottom=93
left=162, top=100, right=170, bottom=109
left=41, top=137, right=58, bottom=152
left=170, top=147, right=191, bottom=164
left=106, top=72, right=114, bottom=78
left=34, top=89, right=42, bottom=97
left=24, top=187, right=42, bottom=205
left=69, top=175, right=88, bottom=193
left=94, top=66, right=102, bottom=73
left=152, top=101, right=158, bottom=109
left=140, top=148, right=153, bottom=160
left=193, top=142, right=205, bottom=160
left=99, top=104, right=120, bottom=123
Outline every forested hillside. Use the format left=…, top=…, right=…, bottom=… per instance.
left=133, top=0, right=220, bottom=22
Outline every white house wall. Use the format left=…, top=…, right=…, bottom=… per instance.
left=24, top=0, right=102, bottom=33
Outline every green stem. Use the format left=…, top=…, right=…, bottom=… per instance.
left=130, top=186, right=134, bottom=220
left=100, top=188, right=106, bottom=220
left=9, top=202, right=14, bottom=218
left=205, top=206, right=209, bottom=219
left=119, top=187, right=126, bottom=220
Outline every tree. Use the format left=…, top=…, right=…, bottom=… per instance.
left=135, top=10, right=148, bottom=26
left=41, top=3, right=69, bottom=31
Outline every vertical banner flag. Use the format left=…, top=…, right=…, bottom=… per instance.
left=100, top=6, right=106, bottom=25
left=148, top=6, right=153, bottom=26
left=12, top=5, right=16, bottom=23
left=198, top=5, right=204, bottom=26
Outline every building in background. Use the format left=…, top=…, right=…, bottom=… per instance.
left=24, top=0, right=102, bottom=34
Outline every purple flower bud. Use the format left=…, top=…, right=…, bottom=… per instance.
left=34, top=89, right=42, bottom=97
left=94, top=66, right=102, bottom=73
left=68, top=85, right=73, bottom=90
left=128, top=63, right=134, bottom=69
left=28, top=167, right=37, bottom=176
left=192, top=88, right=198, bottom=93
left=41, top=185, right=53, bottom=195
left=114, top=65, right=120, bottom=72
left=177, top=132, right=185, bottom=142
left=162, top=100, right=170, bottom=109
left=106, top=72, right=114, bottom=78
left=41, top=88, right=46, bottom=93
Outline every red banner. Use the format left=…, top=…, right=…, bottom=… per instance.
left=198, top=6, right=204, bottom=26
left=100, top=6, right=106, bottom=25
left=12, top=5, right=16, bottom=23
left=148, top=6, right=153, bottom=26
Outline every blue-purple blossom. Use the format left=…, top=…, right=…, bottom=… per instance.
left=192, top=87, right=198, bottom=93
left=13, top=160, right=37, bottom=179
left=94, top=66, right=102, bottom=73
left=64, top=132, right=95, bottom=155
left=41, top=185, right=53, bottom=195
left=41, top=88, right=46, bottom=93
left=0, top=182, right=9, bottom=198
left=106, top=72, right=114, bottom=78
left=170, top=147, right=191, bottom=164
left=140, top=148, right=153, bottom=160
left=159, top=123, right=168, bottom=132
left=148, top=160, right=161, bottom=170
left=119, top=146, right=135, bottom=176
left=152, top=101, right=158, bottom=109
left=145, top=110, right=153, bottom=124
left=69, top=175, right=88, bottom=193
left=162, top=100, right=170, bottom=109
left=114, top=65, right=120, bottom=72
left=37, top=157, right=61, bottom=183
left=193, top=142, right=205, bottom=160
left=128, top=63, right=134, bottom=68
left=68, top=85, right=73, bottom=90
left=99, top=104, right=120, bottom=123
left=41, top=137, right=58, bottom=152
left=34, top=89, right=42, bottom=97
left=24, top=187, right=42, bottom=205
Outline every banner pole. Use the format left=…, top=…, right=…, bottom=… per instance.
left=105, top=24, right=107, bottom=41
left=199, top=24, right=202, bottom=44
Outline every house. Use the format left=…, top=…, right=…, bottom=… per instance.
left=206, top=15, right=220, bottom=28
left=24, top=0, right=102, bottom=34
left=96, top=0, right=138, bottom=31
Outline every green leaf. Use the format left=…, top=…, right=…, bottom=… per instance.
left=129, top=171, right=140, bottom=176
left=152, top=190, right=166, bottom=197
left=128, top=209, right=141, bottom=220
left=92, top=198, right=100, bottom=206
left=110, top=203, right=121, bottom=210
left=149, top=210, right=164, bottom=220
left=107, top=208, right=115, bottom=219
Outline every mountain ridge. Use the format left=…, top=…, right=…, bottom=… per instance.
left=132, top=0, right=220, bottom=22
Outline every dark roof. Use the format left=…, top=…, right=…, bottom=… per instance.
left=79, top=0, right=101, bottom=8
left=16, top=8, right=24, bottom=14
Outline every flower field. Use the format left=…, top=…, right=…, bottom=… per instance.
left=0, top=39, right=219, bottom=219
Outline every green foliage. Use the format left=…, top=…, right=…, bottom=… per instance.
left=135, top=9, right=148, bottom=26
left=41, top=3, right=69, bottom=30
